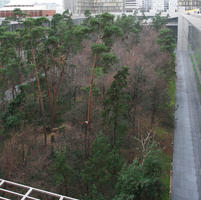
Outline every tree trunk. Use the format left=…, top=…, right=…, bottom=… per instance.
left=31, top=40, right=47, bottom=145
left=87, top=37, right=101, bottom=129
left=12, top=85, right=16, bottom=99
left=86, top=36, right=101, bottom=155
left=43, top=55, right=54, bottom=128
left=52, top=64, right=65, bottom=126
left=87, top=53, right=97, bottom=127
left=85, top=53, right=97, bottom=156
left=151, top=106, right=156, bottom=127
left=18, top=47, right=23, bottom=85
left=113, top=118, right=117, bottom=147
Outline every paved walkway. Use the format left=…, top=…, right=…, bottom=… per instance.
left=172, top=50, right=201, bottom=200
left=184, top=14, right=201, bottom=32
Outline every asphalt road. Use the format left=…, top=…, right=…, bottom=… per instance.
left=172, top=50, right=201, bottom=200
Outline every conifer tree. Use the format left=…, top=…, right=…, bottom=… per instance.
left=103, top=67, right=129, bottom=146
left=23, top=18, right=50, bottom=143
left=114, top=145, right=165, bottom=200
left=0, top=31, right=22, bottom=97
left=84, top=13, right=122, bottom=154
left=82, top=133, right=123, bottom=199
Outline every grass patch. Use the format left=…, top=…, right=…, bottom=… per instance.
left=156, top=74, right=175, bottom=199
left=155, top=127, right=169, bottom=138
left=194, top=52, right=201, bottom=69
left=169, top=78, right=175, bottom=107
left=190, top=54, right=201, bottom=93
left=162, top=174, right=170, bottom=200
left=161, top=154, right=172, bottom=200
left=158, top=62, right=175, bottom=200
left=191, top=54, right=195, bottom=65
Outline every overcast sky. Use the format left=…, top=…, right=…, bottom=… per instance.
left=11, top=0, right=63, bottom=6
left=36, top=0, right=62, bottom=4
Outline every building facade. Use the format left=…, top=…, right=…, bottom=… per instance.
left=63, top=0, right=76, bottom=13
left=64, top=0, right=178, bottom=14
left=178, top=0, right=201, bottom=10
left=76, top=0, right=92, bottom=14
left=76, top=0, right=124, bottom=14
left=164, top=0, right=169, bottom=11
left=169, top=0, right=177, bottom=12
left=0, top=2, right=56, bottom=17
left=125, top=0, right=139, bottom=12
left=151, top=0, right=164, bottom=11
left=142, top=0, right=152, bottom=11
left=142, top=0, right=177, bottom=12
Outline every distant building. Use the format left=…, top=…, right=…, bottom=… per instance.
left=169, top=0, right=177, bottom=12
left=164, top=0, right=169, bottom=11
left=63, top=0, right=76, bottom=13
left=0, top=0, right=10, bottom=8
left=0, top=2, right=56, bottom=18
left=125, top=0, right=139, bottom=12
left=178, top=0, right=201, bottom=10
left=142, top=0, right=177, bottom=12
left=76, top=0, right=124, bottom=14
left=151, top=0, right=165, bottom=11
left=142, top=0, right=152, bottom=11
left=63, top=0, right=178, bottom=14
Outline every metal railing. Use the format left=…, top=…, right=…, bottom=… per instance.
left=0, top=179, right=78, bottom=200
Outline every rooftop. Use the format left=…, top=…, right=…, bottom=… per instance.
left=0, top=0, right=57, bottom=11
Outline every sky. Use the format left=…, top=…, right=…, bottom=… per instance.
left=36, top=0, right=63, bottom=4
left=10, top=0, right=63, bottom=6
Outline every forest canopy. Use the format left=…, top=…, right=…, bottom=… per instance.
left=0, top=10, right=175, bottom=200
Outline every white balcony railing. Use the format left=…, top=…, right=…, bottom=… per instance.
left=0, top=179, right=78, bottom=200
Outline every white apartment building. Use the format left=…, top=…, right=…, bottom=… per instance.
left=76, top=0, right=92, bottom=14
left=142, top=0, right=152, bottom=11
left=125, top=0, right=138, bottom=12
left=178, top=0, right=201, bottom=10
left=169, top=0, right=177, bottom=12
left=142, top=0, right=177, bottom=12
left=63, top=0, right=76, bottom=13
left=151, top=0, right=164, bottom=12
left=64, top=0, right=177, bottom=14
left=164, top=0, right=169, bottom=10
left=76, top=0, right=124, bottom=14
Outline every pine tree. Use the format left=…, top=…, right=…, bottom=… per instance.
left=157, top=28, right=176, bottom=54
left=84, top=12, right=122, bottom=154
left=82, top=133, right=123, bottom=199
left=114, top=145, right=165, bottom=200
left=103, top=67, right=129, bottom=146
left=152, top=13, right=168, bottom=31
left=0, top=31, right=23, bottom=97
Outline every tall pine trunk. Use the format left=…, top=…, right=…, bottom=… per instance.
left=31, top=40, right=47, bottom=145
left=85, top=53, right=97, bottom=156
left=18, top=47, right=23, bottom=85
left=43, top=54, right=54, bottom=128
left=87, top=53, right=97, bottom=128
left=113, top=118, right=117, bottom=147
left=52, top=64, right=65, bottom=126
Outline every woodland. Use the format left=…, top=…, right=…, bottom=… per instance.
left=0, top=9, right=176, bottom=200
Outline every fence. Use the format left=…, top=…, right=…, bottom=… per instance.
left=0, top=179, right=78, bottom=200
